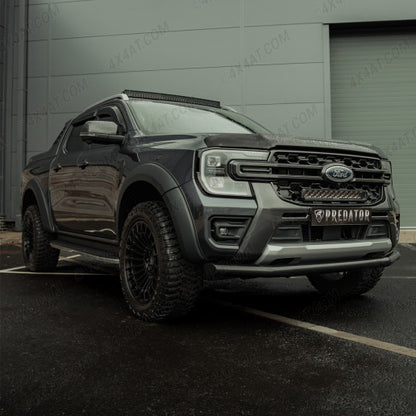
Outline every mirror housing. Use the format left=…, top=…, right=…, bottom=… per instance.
left=80, top=120, right=125, bottom=144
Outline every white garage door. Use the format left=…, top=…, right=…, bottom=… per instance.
left=330, top=25, right=416, bottom=227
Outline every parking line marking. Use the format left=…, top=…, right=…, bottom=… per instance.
left=0, top=270, right=111, bottom=276
left=0, top=265, right=27, bottom=272
left=0, top=254, right=82, bottom=273
left=385, top=276, right=416, bottom=279
left=217, top=301, right=416, bottom=359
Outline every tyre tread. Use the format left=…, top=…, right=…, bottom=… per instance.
left=120, top=201, right=201, bottom=322
left=22, top=205, right=59, bottom=272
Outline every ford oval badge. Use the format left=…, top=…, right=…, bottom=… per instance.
left=323, top=164, right=354, bottom=183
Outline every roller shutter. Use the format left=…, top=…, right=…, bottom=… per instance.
left=330, top=25, right=416, bottom=227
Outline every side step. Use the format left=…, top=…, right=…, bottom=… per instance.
left=50, top=240, right=119, bottom=264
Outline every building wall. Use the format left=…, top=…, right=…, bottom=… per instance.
left=4, top=0, right=416, bottom=222
left=2, top=0, right=27, bottom=222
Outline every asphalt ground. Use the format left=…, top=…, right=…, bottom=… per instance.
left=0, top=243, right=415, bottom=416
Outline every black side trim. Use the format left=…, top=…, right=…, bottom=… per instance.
left=52, top=235, right=119, bottom=258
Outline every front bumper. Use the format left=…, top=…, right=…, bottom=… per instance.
left=204, top=249, right=400, bottom=279
left=180, top=180, right=399, bottom=268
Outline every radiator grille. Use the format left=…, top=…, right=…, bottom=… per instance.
left=229, top=149, right=389, bottom=206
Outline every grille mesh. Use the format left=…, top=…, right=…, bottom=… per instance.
left=271, top=150, right=386, bottom=205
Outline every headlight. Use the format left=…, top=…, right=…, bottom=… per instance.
left=198, top=148, right=269, bottom=197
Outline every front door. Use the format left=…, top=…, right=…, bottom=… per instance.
left=49, top=122, right=90, bottom=234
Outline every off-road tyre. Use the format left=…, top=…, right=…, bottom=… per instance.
left=120, top=201, right=202, bottom=322
left=307, top=266, right=384, bottom=297
left=22, top=204, right=60, bottom=271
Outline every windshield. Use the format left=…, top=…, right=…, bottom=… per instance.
left=128, top=100, right=270, bottom=135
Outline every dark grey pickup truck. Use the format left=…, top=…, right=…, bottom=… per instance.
left=21, top=90, right=400, bottom=321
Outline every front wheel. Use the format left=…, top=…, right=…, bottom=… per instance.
left=22, top=204, right=60, bottom=271
left=307, top=266, right=384, bottom=297
left=119, top=201, right=202, bottom=322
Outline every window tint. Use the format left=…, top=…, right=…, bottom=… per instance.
left=66, top=124, right=89, bottom=152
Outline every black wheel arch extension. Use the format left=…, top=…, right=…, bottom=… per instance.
left=117, top=164, right=204, bottom=262
left=22, top=179, right=56, bottom=233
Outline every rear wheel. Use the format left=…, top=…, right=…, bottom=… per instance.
left=307, top=266, right=384, bottom=297
left=120, top=201, right=202, bottom=322
left=22, top=204, right=60, bottom=271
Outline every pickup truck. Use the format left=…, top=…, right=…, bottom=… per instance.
left=21, top=90, right=400, bottom=321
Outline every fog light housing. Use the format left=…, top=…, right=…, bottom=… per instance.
left=366, top=222, right=389, bottom=239
left=211, top=217, right=250, bottom=244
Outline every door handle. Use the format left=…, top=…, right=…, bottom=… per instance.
left=78, top=160, right=89, bottom=169
left=53, top=163, right=62, bottom=172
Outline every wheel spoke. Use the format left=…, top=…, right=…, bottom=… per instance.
left=124, top=220, right=159, bottom=304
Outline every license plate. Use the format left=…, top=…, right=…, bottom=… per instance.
left=310, top=208, right=372, bottom=226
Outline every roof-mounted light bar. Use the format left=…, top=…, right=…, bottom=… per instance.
left=122, top=89, right=221, bottom=108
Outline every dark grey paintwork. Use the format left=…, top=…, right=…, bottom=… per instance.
left=21, top=95, right=400, bottom=276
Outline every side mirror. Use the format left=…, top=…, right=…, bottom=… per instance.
left=80, top=120, right=125, bottom=144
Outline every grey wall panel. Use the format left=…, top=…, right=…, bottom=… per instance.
left=28, top=112, right=77, bottom=156
left=28, top=40, right=48, bottom=77
left=243, top=24, right=323, bottom=66
left=244, top=0, right=416, bottom=26
left=47, top=68, right=242, bottom=113
left=245, top=63, right=324, bottom=104
left=50, top=0, right=240, bottom=39
left=27, top=76, right=47, bottom=115
left=244, top=103, right=325, bottom=137
left=50, top=28, right=240, bottom=76
left=27, top=3, right=52, bottom=41
left=244, top=0, right=334, bottom=26
left=26, top=115, right=48, bottom=153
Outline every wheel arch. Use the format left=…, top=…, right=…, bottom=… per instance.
left=22, top=180, right=56, bottom=233
left=117, top=164, right=204, bottom=262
